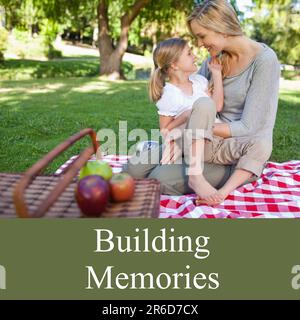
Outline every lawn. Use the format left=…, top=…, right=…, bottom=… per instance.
left=0, top=77, right=299, bottom=174
left=0, top=58, right=135, bottom=80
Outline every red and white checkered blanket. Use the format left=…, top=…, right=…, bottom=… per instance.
left=56, top=156, right=300, bottom=218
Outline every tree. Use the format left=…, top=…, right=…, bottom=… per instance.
left=0, top=26, right=8, bottom=61
left=247, top=0, right=300, bottom=65
left=68, top=0, right=239, bottom=78
left=30, top=0, right=153, bottom=78
left=0, top=0, right=241, bottom=76
left=96, top=0, right=151, bottom=79
left=31, top=0, right=212, bottom=78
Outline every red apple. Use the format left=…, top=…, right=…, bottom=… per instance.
left=75, top=175, right=110, bottom=217
left=109, top=173, right=135, bottom=202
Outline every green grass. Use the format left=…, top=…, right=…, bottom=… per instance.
left=0, top=77, right=299, bottom=174
left=272, top=90, right=300, bottom=161
left=0, top=77, right=158, bottom=173
left=0, top=59, right=134, bottom=80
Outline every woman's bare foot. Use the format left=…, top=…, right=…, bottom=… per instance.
left=194, top=168, right=252, bottom=206
left=189, top=174, right=218, bottom=200
left=195, top=190, right=227, bottom=206
left=218, top=187, right=229, bottom=200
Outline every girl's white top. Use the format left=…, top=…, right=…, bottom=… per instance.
left=156, top=73, right=209, bottom=118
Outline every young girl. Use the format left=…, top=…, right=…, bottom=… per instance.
left=149, top=38, right=223, bottom=165
left=150, top=39, right=222, bottom=132
left=148, top=38, right=268, bottom=206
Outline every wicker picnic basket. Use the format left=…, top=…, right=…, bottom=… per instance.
left=0, top=128, right=160, bottom=218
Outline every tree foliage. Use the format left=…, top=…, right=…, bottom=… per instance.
left=0, top=25, right=8, bottom=61
left=247, top=0, right=300, bottom=65
left=2, top=0, right=298, bottom=68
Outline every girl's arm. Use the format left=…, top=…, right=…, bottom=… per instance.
left=159, top=110, right=191, bottom=137
left=211, top=72, right=224, bottom=112
left=208, top=58, right=224, bottom=112
left=159, top=112, right=190, bottom=165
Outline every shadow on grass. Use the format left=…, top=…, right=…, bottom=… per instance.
left=0, top=59, right=135, bottom=80
left=0, top=77, right=149, bottom=107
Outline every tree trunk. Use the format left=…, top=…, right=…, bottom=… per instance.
left=0, top=6, right=6, bottom=28
left=97, top=0, right=150, bottom=80
left=100, top=50, right=124, bottom=80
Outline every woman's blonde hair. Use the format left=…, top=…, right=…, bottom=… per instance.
left=148, top=38, right=187, bottom=102
left=187, top=0, right=243, bottom=78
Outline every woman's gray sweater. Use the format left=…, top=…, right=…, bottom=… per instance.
left=199, top=43, right=281, bottom=143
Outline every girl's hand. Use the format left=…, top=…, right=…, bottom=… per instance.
left=208, top=57, right=222, bottom=75
left=160, top=126, right=184, bottom=165
left=160, top=139, right=182, bottom=165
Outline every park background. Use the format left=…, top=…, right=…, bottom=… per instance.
left=0, top=0, right=299, bottom=174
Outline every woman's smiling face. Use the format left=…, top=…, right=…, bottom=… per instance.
left=190, top=20, right=227, bottom=57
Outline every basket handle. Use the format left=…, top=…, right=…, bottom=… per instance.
left=13, top=128, right=99, bottom=218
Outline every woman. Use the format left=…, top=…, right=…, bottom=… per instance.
left=123, top=0, right=280, bottom=200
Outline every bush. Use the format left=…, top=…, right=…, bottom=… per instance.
left=282, top=70, right=300, bottom=81
left=6, top=29, right=46, bottom=59
left=0, top=27, right=9, bottom=62
left=40, top=19, right=63, bottom=60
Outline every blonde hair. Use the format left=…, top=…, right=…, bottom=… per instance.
left=148, top=38, right=187, bottom=102
left=187, top=0, right=243, bottom=78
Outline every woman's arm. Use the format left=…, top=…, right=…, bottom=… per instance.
left=228, top=51, right=280, bottom=137
left=213, top=122, right=231, bottom=138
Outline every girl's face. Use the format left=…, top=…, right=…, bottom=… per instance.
left=190, top=20, right=227, bottom=57
left=173, top=44, right=198, bottom=73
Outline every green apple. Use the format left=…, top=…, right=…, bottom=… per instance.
left=79, top=160, right=113, bottom=181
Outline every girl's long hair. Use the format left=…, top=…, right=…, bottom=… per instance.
left=187, top=0, right=243, bottom=79
left=148, top=38, right=187, bottom=102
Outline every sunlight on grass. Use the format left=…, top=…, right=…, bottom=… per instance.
left=279, top=90, right=300, bottom=104
left=71, top=81, right=112, bottom=92
left=0, top=82, right=65, bottom=93
left=42, top=83, right=65, bottom=90
left=0, top=88, right=16, bottom=93
left=26, top=83, right=65, bottom=94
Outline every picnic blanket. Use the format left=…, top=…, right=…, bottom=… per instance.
left=56, top=156, right=300, bottom=218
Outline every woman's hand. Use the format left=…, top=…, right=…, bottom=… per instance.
left=213, top=122, right=232, bottom=138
